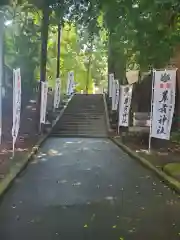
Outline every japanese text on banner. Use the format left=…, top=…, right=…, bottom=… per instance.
left=150, top=70, right=176, bottom=140
left=12, top=68, right=21, bottom=142
left=118, top=85, right=133, bottom=127
left=40, top=81, right=48, bottom=124
left=109, top=73, right=114, bottom=98
left=112, top=80, right=119, bottom=111
left=54, top=78, right=61, bottom=109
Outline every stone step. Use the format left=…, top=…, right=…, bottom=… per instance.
left=54, top=126, right=105, bottom=131
left=51, top=132, right=107, bottom=138
left=60, top=113, right=105, bottom=117
left=52, top=94, right=107, bottom=137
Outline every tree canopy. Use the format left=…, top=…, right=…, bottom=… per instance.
left=1, top=0, right=180, bottom=89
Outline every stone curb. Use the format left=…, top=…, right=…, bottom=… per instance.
left=111, top=137, right=180, bottom=194
left=0, top=95, right=73, bottom=198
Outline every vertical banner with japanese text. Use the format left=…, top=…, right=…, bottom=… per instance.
left=112, top=80, right=119, bottom=111
left=109, top=73, right=114, bottom=98
left=67, top=71, right=74, bottom=95
left=150, top=69, right=176, bottom=140
left=12, top=68, right=21, bottom=151
left=118, top=85, right=133, bottom=127
left=40, top=81, right=48, bottom=124
left=54, top=78, right=61, bottom=109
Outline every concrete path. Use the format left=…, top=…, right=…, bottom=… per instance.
left=0, top=138, right=180, bottom=240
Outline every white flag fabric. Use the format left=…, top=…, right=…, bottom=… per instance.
left=67, top=71, right=74, bottom=95
left=12, top=68, right=21, bottom=142
left=109, top=73, right=114, bottom=98
left=118, top=85, right=133, bottom=127
left=112, top=80, right=119, bottom=111
left=126, top=70, right=139, bottom=84
left=54, top=78, right=61, bottom=109
left=40, top=81, right=48, bottom=124
left=150, top=69, right=176, bottom=140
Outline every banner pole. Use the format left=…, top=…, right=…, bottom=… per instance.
left=12, top=138, right=15, bottom=158
left=148, top=70, right=155, bottom=153
left=117, top=84, right=121, bottom=135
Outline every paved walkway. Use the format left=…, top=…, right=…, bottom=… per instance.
left=0, top=138, right=180, bottom=239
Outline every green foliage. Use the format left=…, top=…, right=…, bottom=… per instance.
left=4, top=0, right=180, bottom=92
left=102, top=0, right=180, bottom=72
left=2, top=2, right=107, bottom=94
left=3, top=4, right=41, bottom=89
left=47, top=22, right=107, bottom=93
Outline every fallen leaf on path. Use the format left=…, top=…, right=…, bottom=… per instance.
left=73, top=182, right=81, bottom=186
left=128, top=228, right=136, bottom=233
left=166, top=200, right=177, bottom=205
left=48, top=149, right=58, bottom=156
left=60, top=180, right=67, bottom=184
left=105, top=196, right=114, bottom=201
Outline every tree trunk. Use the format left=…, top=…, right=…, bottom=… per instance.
left=56, top=24, right=61, bottom=79
left=108, top=32, right=126, bottom=85
left=37, top=4, right=50, bottom=132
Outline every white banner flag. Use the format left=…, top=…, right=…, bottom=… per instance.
left=12, top=68, right=21, bottom=143
left=150, top=69, right=176, bottom=140
left=112, top=80, right=119, bottom=111
left=40, top=81, right=48, bottom=124
left=54, top=78, right=61, bottom=109
left=118, top=85, right=133, bottom=127
left=109, top=73, right=114, bottom=98
left=67, top=71, right=74, bottom=95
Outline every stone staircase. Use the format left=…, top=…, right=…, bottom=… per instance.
left=51, top=94, right=107, bottom=137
